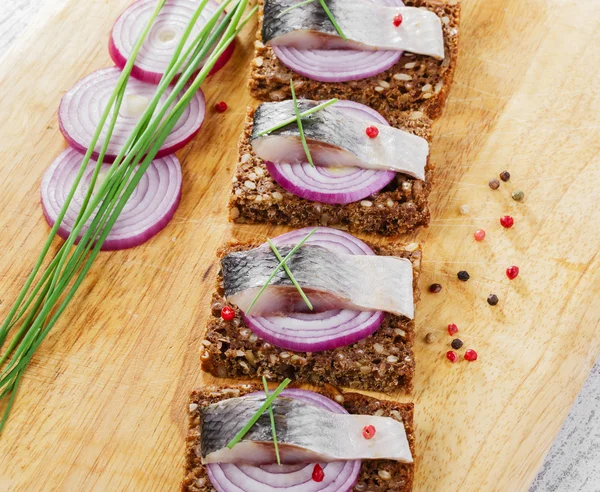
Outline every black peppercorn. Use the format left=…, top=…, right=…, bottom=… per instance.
left=500, top=171, right=511, bottom=182
left=451, top=339, right=463, bottom=350
left=429, top=283, right=442, bottom=293
left=487, top=294, right=499, bottom=306
left=457, top=270, right=470, bottom=281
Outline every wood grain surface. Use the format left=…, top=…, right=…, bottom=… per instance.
left=0, top=0, right=599, bottom=491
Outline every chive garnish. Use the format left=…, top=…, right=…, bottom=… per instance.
left=289, top=80, right=314, bottom=168
left=278, top=0, right=315, bottom=17
left=245, top=228, right=317, bottom=315
left=262, top=376, right=282, bottom=465
left=226, top=378, right=291, bottom=450
left=316, top=0, right=347, bottom=40
left=256, top=98, right=338, bottom=137
left=0, top=0, right=257, bottom=432
left=267, top=238, right=313, bottom=311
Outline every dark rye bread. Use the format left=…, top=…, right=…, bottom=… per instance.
left=229, top=107, right=434, bottom=236
left=182, top=384, right=415, bottom=491
left=200, top=240, right=421, bottom=393
left=248, top=0, right=461, bottom=120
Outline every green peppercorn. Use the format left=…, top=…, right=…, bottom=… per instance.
left=451, top=339, right=463, bottom=350
left=512, top=190, right=524, bottom=202
left=457, top=270, right=470, bottom=281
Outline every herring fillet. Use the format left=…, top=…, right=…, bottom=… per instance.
left=221, top=244, right=414, bottom=318
left=251, top=100, right=428, bottom=180
left=201, top=395, right=413, bottom=465
left=263, top=0, right=444, bottom=59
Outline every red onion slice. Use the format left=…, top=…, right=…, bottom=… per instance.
left=41, top=147, right=182, bottom=251
left=272, top=0, right=404, bottom=82
left=266, top=100, right=395, bottom=205
left=58, top=67, right=205, bottom=162
left=109, top=0, right=234, bottom=84
left=206, top=389, right=361, bottom=492
left=241, top=227, right=384, bottom=352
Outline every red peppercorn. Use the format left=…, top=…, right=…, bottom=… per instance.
left=464, top=349, right=478, bottom=361
left=506, top=265, right=519, bottom=280
left=365, top=126, right=379, bottom=138
left=362, top=424, right=376, bottom=440
left=393, top=14, right=403, bottom=27
left=447, top=323, right=458, bottom=336
left=221, top=306, right=235, bottom=321
left=446, top=351, right=458, bottom=363
left=500, top=215, right=514, bottom=228
left=312, top=464, right=325, bottom=482
left=215, top=101, right=228, bottom=113
left=474, top=229, right=486, bottom=241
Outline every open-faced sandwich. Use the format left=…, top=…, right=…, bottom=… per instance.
left=249, top=0, right=461, bottom=120
left=183, top=383, right=415, bottom=491
left=229, top=98, right=434, bottom=235
left=200, top=227, right=420, bottom=393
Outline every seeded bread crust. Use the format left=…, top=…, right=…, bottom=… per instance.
left=200, top=240, right=420, bottom=393
left=248, top=0, right=461, bottom=120
left=182, top=384, right=415, bottom=491
left=229, top=107, right=435, bottom=236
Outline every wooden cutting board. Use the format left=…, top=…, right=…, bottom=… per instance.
left=0, top=0, right=598, bottom=490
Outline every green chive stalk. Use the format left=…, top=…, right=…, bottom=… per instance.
left=290, top=80, right=315, bottom=167
left=262, top=377, right=281, bottom=465
left=0, top=0, right=256, bottom=432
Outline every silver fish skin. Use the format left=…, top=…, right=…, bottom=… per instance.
left=251, top=100, right=428, bottom=180
left=263, top=0, right=444, bottom=59
left=221, top=243, right=414, bottom=318
left=200, top=395, right=413, bottom=465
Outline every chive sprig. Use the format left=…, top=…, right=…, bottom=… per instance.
left=226, top=378, right=291, bottom=450
left=246, top=228, right=317, bottom=314
left=256, top=98, right=338, bottom=137
left=262, top=376, right=282, bottom=465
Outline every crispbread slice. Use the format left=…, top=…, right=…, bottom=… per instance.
left=229, top=107, right=435, bottom=236
left=248, top=0, right=461, bottom=120
left=199, top=240, right=421, bottom=393
left=182, top=384, right=415, bottom=491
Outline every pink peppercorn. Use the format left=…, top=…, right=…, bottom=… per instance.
left=215, top=101, right=228, bottom=113
left=365, top=126, right=379, bottom=138
left=446, top=351, right=458, bottom=363
left=464, top=349, right=478, bottom=361
left=447, top=323, right=458, bottom=336
left=362, top=425, right=376, bottom=439
left=474, top=229, right=486, bottom=241
left=506, top=266, right=519, bottom=280
left=500, top=215, right=514, bottom=228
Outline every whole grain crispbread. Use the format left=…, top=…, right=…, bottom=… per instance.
left=199, top=239, right=420, bottom=393
left=248, top=0, right=461, bottom=120
left=182, top=383, right=415, bottom=491
left=229, top=107, right=435, bottom=236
